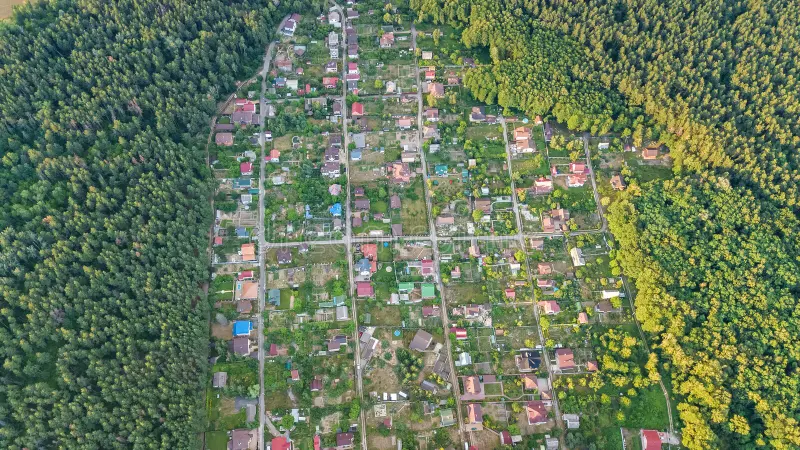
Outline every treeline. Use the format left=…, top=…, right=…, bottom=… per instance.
left=0, top=0, right=318, bottom=447
left=408, top=0, right=800, bottom=448
left=609, top=178, right=800, bottom=449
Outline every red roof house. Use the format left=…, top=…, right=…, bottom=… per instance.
left=351, top=102, right=364, bottom=116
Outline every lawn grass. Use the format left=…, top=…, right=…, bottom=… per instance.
left=206, top=431, right=229, bottom=450
left=622, top=385, right=670, bottom=430
left=279, top=288, right=293, bottom=310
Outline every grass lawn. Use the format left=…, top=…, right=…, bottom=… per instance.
left=378, top=244, right=393, bottom=262
left=622, top=385, right=670, bottom=430
left=623, top=152, right=674, bottom=182
left=483, top=383, right=503, bottom=396
left=373, top=200, right=388, bottom=213
left=206, top=431, right=229, bottom=450
left=279, top=288, right=293, bottom=310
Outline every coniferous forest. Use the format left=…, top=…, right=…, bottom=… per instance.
left=0, top=0, right=322, bottom=447
left=409, top=0, right=800, bottom=448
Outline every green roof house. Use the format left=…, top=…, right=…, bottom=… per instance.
left=421, top=283, right=436, bottom=299
left=398, top=282, right=415, bottom=293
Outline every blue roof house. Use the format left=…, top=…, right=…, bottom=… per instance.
left=268, top=288, right=281, bottom=306
left=232, top=321, right=253, bottom=337
left=329, top=203, right=343, bottom=216
left=236, top=227, right=249, bottom=238
left=233, top=178, right=252, bottom=189
left=435, top=165, right=448, bottom=176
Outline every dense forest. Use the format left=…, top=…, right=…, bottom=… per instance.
left=0, top=0, right=322, bottom=447
left=408, top=0, right=800, bottom=448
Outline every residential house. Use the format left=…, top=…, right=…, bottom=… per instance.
left=232, top=336, right=251, bottom=356
left=276, top=249, right=292, bottom=265
left=474, top=198, right=492, bottom=213
left=276, top=58, right=293, bottom=72
left=354, top=199, right=370, bottom=211
left=595, top=300, right=613, bottom=313
left=425, top=69, right=435, bottom=81
left=569, top=162, right=587, bottom=174
left=409, top=329, right=433, bottom=352
left=213, top=372, right=228, bottom=388
left=436, top=215, right=455, bottom=226
left=241, top=243, right=256, bottom=261
left=310, top=376, right=323, bottom=392
left=539, top=300, right=561, bottom=315
left=461, top=376, right=484, bottom=400
left=271, top=437, right=292, bottom=450
left=538, top=262, right=554, bottom=275
left=421, top=282, right=435, bottom=299
left=229, top=429, right=255, bottom=450
left=388, top=162, right=412, bottom=184
left=470, top=106, right=486, bottom=122
left=336, top=433, right=354, bottom=450
left=325, top=146, right=340, bottom=162
left=391, top=223, right=403, bottom=236
left=390, top=195, right=401, bottom=209
left=578, top=312, right=589, bottom=324
left=610, top=174, right=626, bottom=190
left=327, top=334, right=348, bottom=352
left=516, top=350, right=542, bottom=373
left=427, top=82, right=444, bottom=98
left=465, top=404, right=484, bottom=431
left=396, top=117, right=413, bottom=129
left=424, top=108, right=439, bottom=121
left=216, top=133, right=234, bottom=146
left=362, top=243, right=378, bottom=259
left=526, top=401, right=548, bottom=425
left=570, top=247, right=585, bottom=266
left=323, top=77, right=339, bottom=89
left=422, top=305, right=440, bottom=317
left=641, top=430, right=665, bottom=450
left=450, top=327, right=467, bottom=340
left=421, top=51, right=433, bottom=60
left=238, top=281, right=258, bottom=300
left=232, top=321, right=252, bottom=337
left=642, top=144, right=660, bottom=160
left=269, top=149, right=281, bottom=163
left=555, top=348, right=576, bottom=371
left=356, top=281, right=374, bottom=298
left=347, top=44, right=359, bottom=59
left=322, top=162, right=341, bottom=178
left=533, top=177, right=553, bottom=195
left=380, top=32, right=395, bottom=48
left=325, top=61, right=338, bottom=73
left=328, top=10, right=341, bottom=27
left=567, top=174, right=588, bottom=187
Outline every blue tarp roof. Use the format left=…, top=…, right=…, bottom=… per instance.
left=329, top=203, right=342, bottom=216
left=232, top=321, right=252, bottom=337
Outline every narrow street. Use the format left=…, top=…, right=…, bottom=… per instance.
left=256, top=37, right=279, bottom=450
left=499, top=117, right=566, bottom=439
left=411, top=23, right=470, bottom=447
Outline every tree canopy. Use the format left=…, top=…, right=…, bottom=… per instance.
left=0, top=0, right=326, bottom=447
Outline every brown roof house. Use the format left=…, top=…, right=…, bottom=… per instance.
left=216, top=132, right=234, bottom=146
left=555, top=348, right=576, bottom=371
left=390, top=195, right=401, bottom=209
left=460, top=376, right=485, bottom=401
left=427, top=82, right=444, bottom=98
left=409, top=329, right=433, bottom=352
left=465, top=404, right=484, bottom=431
left=526, top=400, right=548, bottom=425
left=336, top=432, right=354, bottom=450
left=610, top=174, right=627, bottom=190
left=228, top=429, right=255, bottom=450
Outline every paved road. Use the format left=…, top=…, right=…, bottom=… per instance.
left=583, top=132, right=608, bottom=232
left=500, top=117, right=566, bottom=437
left=257, top=37, right=279, bottom=450
left=331, top=3, right=370, bottom=448
left=411, top=23, right=470, bottom=447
